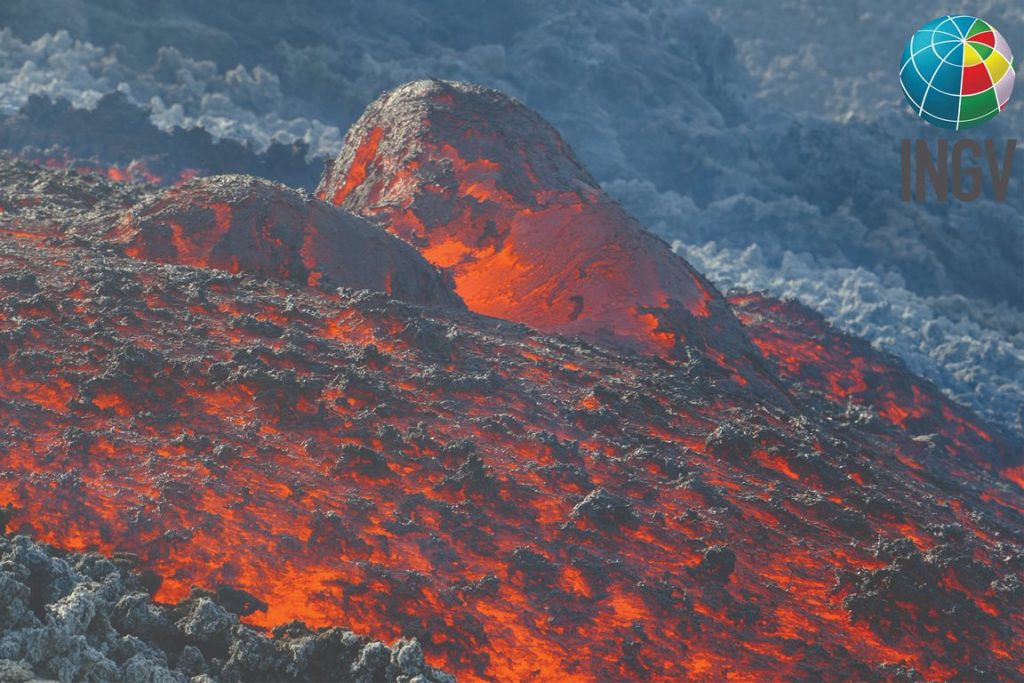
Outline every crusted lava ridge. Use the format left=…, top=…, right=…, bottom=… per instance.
left=92, top=174, right=463, bottom=309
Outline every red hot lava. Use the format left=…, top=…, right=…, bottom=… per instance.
left=0, top=82, right=1022, bottom=682
left=29, top=153, right=199, bottom=187
left=729, top=293, right=1018, bottom=476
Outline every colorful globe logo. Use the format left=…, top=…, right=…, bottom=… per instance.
left=900, top=15, right=1016, bottom=130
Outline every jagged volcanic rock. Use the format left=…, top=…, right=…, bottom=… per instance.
left=318, top=80, right=754, bottom=365
left=0, top=534, right=454, bottom=683
left=96, top=174, right=462, bottom=308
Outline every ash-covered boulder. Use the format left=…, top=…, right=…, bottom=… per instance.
left=705, top=422, right=755, bottom=462
left=568, top=488, right=638, bottom=531
left=100, top=174, right=462, bottom=308
left=317, top=79, right=755, bottom=364
left=691, top=545, right=736, bottom=582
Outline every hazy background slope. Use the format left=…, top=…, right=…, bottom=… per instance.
left=0, top=0, right=1021, bottom=431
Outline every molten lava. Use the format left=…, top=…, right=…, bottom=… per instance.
left=26, top=152, right=199, bottom=187
left=0, top=82, right=1022, bottom=682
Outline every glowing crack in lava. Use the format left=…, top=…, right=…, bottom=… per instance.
left=0, top=78, right=1022, bottom=682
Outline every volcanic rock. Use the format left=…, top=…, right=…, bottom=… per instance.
left=317, top=79, right=756, bottom=365
left=730, top=291, right=1022, bottom=474
left=1, top=97, right=1022, bottom=682
left=692, top=545, right=736, bottom=582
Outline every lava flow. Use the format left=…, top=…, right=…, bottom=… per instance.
left=729, top=293, right=1018, bottom=475
left=26, top=152, right=199, bottom=187
left=0, top=78, right=1022, bottom=683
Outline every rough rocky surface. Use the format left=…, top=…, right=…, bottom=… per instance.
left=728, top=292, right=1021, bottom=474
left=0, top=534, right=454, bottom=683
left=1, top=3, right=1022, bottom=435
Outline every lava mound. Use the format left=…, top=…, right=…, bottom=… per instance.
left=104, top=174, right=462, bottom=308
left=318, top=80, right=748, bottom=359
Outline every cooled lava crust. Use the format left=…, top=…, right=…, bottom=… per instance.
left=1, top=79, right=1022, bottom=682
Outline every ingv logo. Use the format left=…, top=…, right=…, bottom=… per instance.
left=898, top=15, right=1018, bottom=202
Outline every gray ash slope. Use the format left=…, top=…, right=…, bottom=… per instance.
left=0, top=534, right=454, bottom=683
left=0, top=0, right=1020, bottom=434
